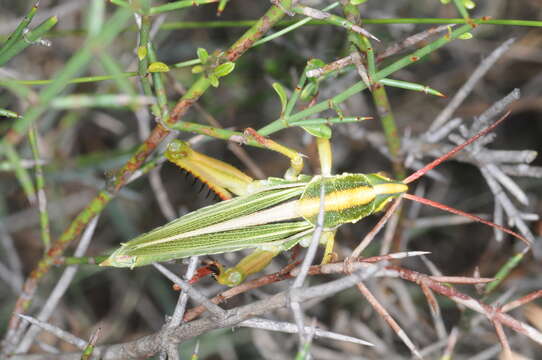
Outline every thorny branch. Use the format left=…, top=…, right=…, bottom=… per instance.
left=7, top=260, right=542, bottom=360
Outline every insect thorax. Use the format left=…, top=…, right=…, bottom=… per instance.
left=296, top=173, right=407, bottom=228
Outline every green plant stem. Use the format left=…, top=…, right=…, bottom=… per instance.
left=173, top=58, right=201, bottom=68
left=342, top=2, right=404, bottom=178
left=253, top=2, right=340, bottom=47
left=5, top=15, right=538, bottom=89
left=137, top=14, right=161, bottom=118
left=160, top=17, right=542, bottom=30
left=0, top=1, right=39, bottom=58
left=453, top=0, right=470, bottom=20
left=0, top=16, right=57, bottom=67
left=147, top=46, right=169, bottom=118
left=292, top=4, right=366, bottom=37
left=2, top=142, right=36, bottom=203
left=171, top=117, right=367, bottom=142
left=149, top=0, right=219, bottom=15
left=282, top=68, right=308, bottom=122
left=372, top=83, right=404, bottom=177
left=50, top=94, right=155, bottom=109
left=0, top=73, right=137, bottom=86
left=379, top=78, right=444, bottom=97
left=98, top=54, right=137, bottom=95
left=484, top=250, right=527, bottom=295
left=0, top=108, right=20, bottom=118
left=1, top=17, right=537, bottom=42
left=258, top=24, right=473, bottom=136
left=110, top=0, right=129, bottom=8
left=28, top=125, right=51, bottom=251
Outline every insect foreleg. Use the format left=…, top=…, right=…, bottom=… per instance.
left=244, top=128, right=304, bottom=180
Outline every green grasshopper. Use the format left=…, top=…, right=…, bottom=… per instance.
left=100, top=114, right=529, bottom=286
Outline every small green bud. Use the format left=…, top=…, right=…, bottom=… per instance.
left=197, top=48, right=209, bottom=64
left=137, top=46, right=147, bottom=61
left=191, top=65, right=205, bottom=74
left=147, top=62, right=170, bottom=73
left=214, top=62, right=235, bottom=78
left=209, top=74, right=219, bottom=87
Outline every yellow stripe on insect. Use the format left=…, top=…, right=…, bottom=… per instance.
left=373, top=183, right=408, bottom=196
left=295, top=186, right=376, bottom=218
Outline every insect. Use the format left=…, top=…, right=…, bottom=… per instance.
left=100, top=113, right=529, bottom=286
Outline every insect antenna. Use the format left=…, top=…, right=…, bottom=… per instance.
left=403, top=111, right=510, bottom=185
left=400, top=111, right=530, bottom=246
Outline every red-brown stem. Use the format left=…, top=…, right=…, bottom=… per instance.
left=501, top=290, right=542, bottom=313
left=402, top=192, right=530, bottom=245
left=493, top=320, right=513, bottom=358
left=403, top=111, right=511, bottom=184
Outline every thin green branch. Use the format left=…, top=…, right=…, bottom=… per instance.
left=253, top=2, right=340, bottom=47
left=2, top=142, right=36, bottom=204
left=171, top=117, right=368, bottom=142
left=484, top=249, right=527, bottom=295
left=0, top=72, right=137, bottom=86
left=452, top=0, right=471, bottom=20
left=341, top=2, right=403, bottom=178
left=379, top=78, right=445, bottom=97
left=98, top=54, right=137, bottom=95
left=0, top=16, right=57, bottom=67
left=147, top=45, right=169, bottom=118
left=0, top=1, right=39, bottom=58
left=149, top=0, right=219, bottom=15
left=137, top=14, right=161, bottom=118
left=258, top=24, right=473, bottom=136
left=28, top=125, right=51, bottom=251
left=50, top=94, right=155, bottom=109
left=160, top=17, right=542, bottom=30
left=0, top=108, right=21, bottom=118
